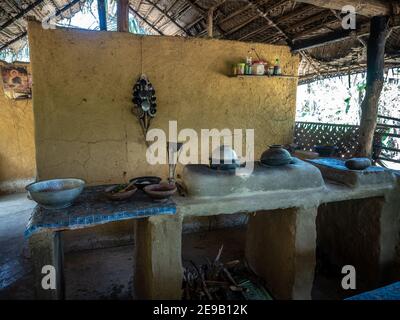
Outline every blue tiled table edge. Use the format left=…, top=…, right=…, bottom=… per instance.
left=24, top=206, right=177, bottom=238
left=346, top=282, right=400, bottom=300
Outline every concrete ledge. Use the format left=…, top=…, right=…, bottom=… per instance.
left=0, top=178, right=35, bottom=194
left=175, top=181, right=395, bottom=217
left=181, top=159, right=325, bottom=198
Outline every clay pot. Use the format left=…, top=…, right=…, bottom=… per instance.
left=314, top=145, right=338, bottom=157
left=104, top=184, right=137, bottom=201
left=345, top=158, right=371, bottom=170
left=144, top=182, right=177, bottom=200
left=261, top=145, right=292, bottom=166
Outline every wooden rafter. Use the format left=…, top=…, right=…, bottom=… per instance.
left=295, top=0, right=396, bottom=17
left=0, top=0, right=44, bottom=31
left=222, top=0, right=297, bottom=43
left=145, top=0, right=190, bottom=35
left=235, top=5, right=314, bottom=42
left=0, top=0, right=82, bottom=51
left=181, top=0, right=226, bottom=36
left=151, top=0, right=180, bottom=26
left=244, top=0, right=293, bottom=46
left=129, top=5, right=164, bottom=34
left=292, top=17, right=400, bottom=51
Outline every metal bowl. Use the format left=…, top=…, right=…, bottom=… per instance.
left=209, top=145, right=240, bottom=170
left=26, top=178, right=85, bottom=209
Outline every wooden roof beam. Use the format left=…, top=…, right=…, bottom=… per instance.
left=295, top=0, right=398, bottom=17
left=129, top=6, right=164, bottom=35
left=0, top=0, right=81, bottom=51
left=244, top=0, right=293, bottom=47
left=144, top=0, right=190, bottom=35
left=292, top=15, right=400, bottom=51
left=117, top=0, right=129, bottom=32
left=0, top=0, right=44, bottom=31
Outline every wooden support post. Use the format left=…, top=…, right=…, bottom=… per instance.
left=117, top=0, right=129, bottom=32
left=358, top=16, right=388, bottom=158
left=207, top=8, right=214, bottom=38
left=97, top=0, right=107, bottom=31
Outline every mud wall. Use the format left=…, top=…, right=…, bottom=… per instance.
left=0, top=61, right=36, bottom=193
left=28, top=21, right=299, bottom=184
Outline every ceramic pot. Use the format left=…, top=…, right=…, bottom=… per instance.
left=144, top=183, right=177, bottom=201
left=260, top=145, right=292, bottom=166
left=104, top=184, right=137, bottom=201
left=314, top=145, right=338, bottom=157
left=345, top=158, right=371, bottom=170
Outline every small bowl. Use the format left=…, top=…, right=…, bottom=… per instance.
left=129, top=176, right=162, bottom=189
left=104, top=184, right=137, bottom=201
left=26, top=178, right=85, bottom=209
left=144, top=182, right=177, bottom=201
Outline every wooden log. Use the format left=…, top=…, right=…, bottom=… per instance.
left=358, top=16, right=389, bottom=158
left=97, top=0, right=107, bottom=31
left=295, top=0, right=394, bottom=17
left=117, top=0, right=129, bottom=32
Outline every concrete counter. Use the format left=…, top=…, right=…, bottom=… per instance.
left=174, top=180, right=396, bottom=217
left=28, top=173, right=400, bottom=300
left=169, top=175, right=399, bottom=300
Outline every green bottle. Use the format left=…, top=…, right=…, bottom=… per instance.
left=273, top=58, right=282, bottom=76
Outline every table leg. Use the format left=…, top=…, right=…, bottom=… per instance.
left=134, top=215, right=183, bottom=299
left=246, top=206, right=318, bottom=300
left=29, top=231, right=65, bottom=299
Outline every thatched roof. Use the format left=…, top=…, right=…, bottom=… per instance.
left=1, top=0, right=400, bottom=82
left=0, top=0, right=85, bottom=53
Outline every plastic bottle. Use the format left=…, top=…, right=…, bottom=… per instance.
left=273, top=58, right=282, bottom=76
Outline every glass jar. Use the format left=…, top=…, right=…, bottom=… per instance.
left=251, top=61, right=265, bottom=75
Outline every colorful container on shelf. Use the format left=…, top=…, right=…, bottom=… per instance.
left=252, top=61, right=265, bottom=75
left=232, top=55, right=283, bottom=76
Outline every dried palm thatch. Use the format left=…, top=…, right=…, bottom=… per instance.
left=0, top=0, right=85, bottom=53
left=1, top=0, right=400, bottom=82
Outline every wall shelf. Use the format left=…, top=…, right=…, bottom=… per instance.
left=230, top=74, right=298, bottom=79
